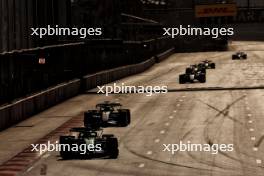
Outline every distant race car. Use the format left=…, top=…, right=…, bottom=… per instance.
left=232, top=52, right=247, bottom=60
left=200, top=60, right=215, bottom=69
left=84, top=101, right=131, bottom=128
left=179, top=67, right=206, bottom=84
left=60, top=127, right=119, bottom=159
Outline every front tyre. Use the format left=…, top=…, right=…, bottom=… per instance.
left=119, top=109, right=131, bottom=127
left=59, top=136, right=74, bottom=160
left=199, top=74, right=206, bottom=83
left=179, top=74, right=186, bottom=84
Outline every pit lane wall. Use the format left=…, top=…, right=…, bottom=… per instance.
left=0, top=48, right=174, bottom=131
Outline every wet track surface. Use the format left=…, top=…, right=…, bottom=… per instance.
left=1, top=41, right=264, bottom=176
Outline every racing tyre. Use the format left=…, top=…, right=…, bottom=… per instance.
left=201, top=68, right=206, bottom=74
left=119, top=109, right=130, bottom=127
left=59, top=136, right=74, bottom=159
left=107, top=137, right=119, bottom=159
left=199, top=74, right=206, bottom=83
left=84, top=111, right=101, bottom=129
left=179, top=74, right=186, bottom=84
left=185, top=68, right=192, bottom=74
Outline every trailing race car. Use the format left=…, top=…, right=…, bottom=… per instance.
left=179, top=67, right=206, bottom=84
left=200, top=60, right=215, bottom=69
left=186, top=64, right=206, bottom=74
left=60, top=127, right=119, bottom=159
left=232, top=52, right=247, bottom=60
left=84, top=101, right=131, bottom=128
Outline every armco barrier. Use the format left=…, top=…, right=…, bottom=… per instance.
left=0, top=48, right=174, bottom=131
left=0, top=79, right=81, bottom=131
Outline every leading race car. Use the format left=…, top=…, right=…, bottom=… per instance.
left=84, top=102, right=131, bottom=128
left=179, top=67, right=206, bottom=84
left=60, top=127, right=119, bottom=159
left=200, top=60, right=215, bottom=69
left=232, top=52, right=247, bottom=60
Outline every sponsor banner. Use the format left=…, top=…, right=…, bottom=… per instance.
left=195, top=4, right=237, bottom=17
left=235, top=9, right=264, bottom=23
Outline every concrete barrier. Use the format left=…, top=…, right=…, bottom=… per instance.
left=0, top=79, right=81, bottom=131
left=156, top=48, right=175, bottom=63
left=82, top=57, right=156, bottom=90
left=0, top=49, right=174, bottom=131
left=0, top=105, right=10, bottom=129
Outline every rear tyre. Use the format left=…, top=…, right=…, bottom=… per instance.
left=211, top=63, right=215, bottom=69
left=107, top=137, right=119, bottom=159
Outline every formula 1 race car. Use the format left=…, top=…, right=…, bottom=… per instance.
left=179, top=67, right=206, bottom=84
left=200, top=60, right=215, bottom=69
left=232, top=52, right=247, bottom=60
left=60, top=127, right=119, bottom=159
left=186, top=64, right=206, bottom=74
left=84, top=102, right=131, bottom=128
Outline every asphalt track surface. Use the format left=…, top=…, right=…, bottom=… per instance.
left=1, top=41, right=264, bottom=176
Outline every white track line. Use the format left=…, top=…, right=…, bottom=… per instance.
left=147, top=151, right=153, bottom=155
left=154, top=139, right=160, bottom=143
left=160, top=130, right=166, bottom=134
left=138, top=163, right=145, bottom=168
left=256, top=159, right=262, bottom=164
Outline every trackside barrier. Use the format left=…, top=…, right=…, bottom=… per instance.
left=0, top=48, right=174, bottom=131
left=156, top=48, right=175, bottom=62
left=82, top=57, right=156, bottom=90
left=82, top=48, right=174, bottom=90
left=0, top=79, right=81, bottom=130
